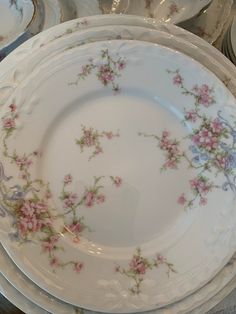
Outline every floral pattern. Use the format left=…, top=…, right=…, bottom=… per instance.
left=69, top=49, right=126, bottom=92
left=59, top=174, right=122, bottom=242
left=0, top=104, right=122, bottom=271
left=75, top=125, right=120, bottom=160
left=115, top=248, right=176, bottom=294
left=140, top=69, right=236, bottom=210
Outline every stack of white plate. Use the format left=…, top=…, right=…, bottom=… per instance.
left=221, top=16, right=236, bottom=65
left=0, top=6, right=236, bottom=314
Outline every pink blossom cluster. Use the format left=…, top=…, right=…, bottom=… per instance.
left=82, top=128, right=97, bottom=147
left=173, top=73, right=183, bottom=86
left=15, top=155, right=33, bottom=169
left=192, top=84, right=215, bottom=107
left=117, top=60, right=126, bottom=71
left=63, top=192, right=78, bottom=209
left=159, top=131, right=181, bottom=169
left=84, top=190, right=105, bottom=207
left=215, top=154, right=227, bottom=169
left=111, top=176, right=122, bottom=187
left=42, top=235, right=59, bottom=253
left=66, top=220, right=83, bottom=234
left=81, top=64, right=92, bottom=76
left=192, top=119, right=224, bottom=152
left=184, top=110, right=198, bottom=122
left=18, top=199, right=51, bottom=238
left=129, top=254, right=148, bottom=275
left=2, top=117, right=15, bottom=129
left=190, top=177, right=212, bottom=205
left=192, top=128, right=218, bottom=151
left=74, top=262, right=84, bottom=273
left=64, top=174, right=73, bottom=185
left=98, top=65, right=115, bottom=85
left=103, top=131, right=119, bottom=140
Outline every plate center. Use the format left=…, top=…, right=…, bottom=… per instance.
left=38, top=91, right=194, bottom=249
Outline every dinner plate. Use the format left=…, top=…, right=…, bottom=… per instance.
left=0, top=273, right=48, bottom=314
left=179, top=0, right=233, bottom=44
left=1, top=15, right=236, bottom=84
left=1, top=38, right=236, bottom=312
left=2, top=239, right=236, bottom=314
left=69, top=0, right=212, bottom=24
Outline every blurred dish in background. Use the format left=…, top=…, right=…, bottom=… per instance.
left=178, top=0, right=233, bottom=44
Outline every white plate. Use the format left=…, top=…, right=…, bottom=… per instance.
left=70, top=0, right=212, bottom=24
left=1, top=38, right=236, bottom=312
left=0, top=272, right=49, bottom=314
left=0, top=0, right=35, bottom=50
left=1, top=15, right=236, bottom=84
left=2, top=239, right=236, bottom=314
left=126, top=0, right=212, bottom=23
left=179, top=0, right=233, bottom=44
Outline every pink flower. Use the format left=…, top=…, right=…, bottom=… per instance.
left=98, top=65, right=114, bottom=85
left=15, top=156, right=32, bottom=168
left=104, top=131, right=116, bottom=139
left=211, top=118, right=223, bottom=134
left=192, top=127, right=219, bottom=151
left=118, top=60, right=126, bottom=70
left=64, top=174, right=72, bottom=185
left=2, top=117, right=15, bottom=129
left=84, top=191, right=95, bottom=207
left=112, top=176, right=122, bottom=187
left=215, top=155, right=227, bottom=169
left=50, top=256, right=59, bottom=267
left=114, top=265, right=120, bottom=272
left=18, top=215, right=42, bottom=237
left=67, top=221, right=82, bottom=234
left=173, top=73, right=182, bottom=86
left=157, top=254, right=165, bottom=263
left=185, top=110, right=197, bottom=122
left=190, top=177, right=211, bottom=195
left=178, top=193, right=187, bottom=205
left=83, top=129, right=96, bottom=147
left=42, top=235, right=59, bottom=252
left=200, top=197, right=207, bottom=206
left=162, top=130, right=169, bottom=138
left=192, top=84, right=215, bottom=106
left=96, top=194, right=105, bottom=204
left=94, top=145, right=103, bottom=155
left=19, top=200, right=47, bottom=217
left=9, top=104, right=16, bottom=112
left=74, top=262, right=84, bottom=273
left=63, top=193, right=78, bottom=209
left=129, top=256, right=147, bottom=275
